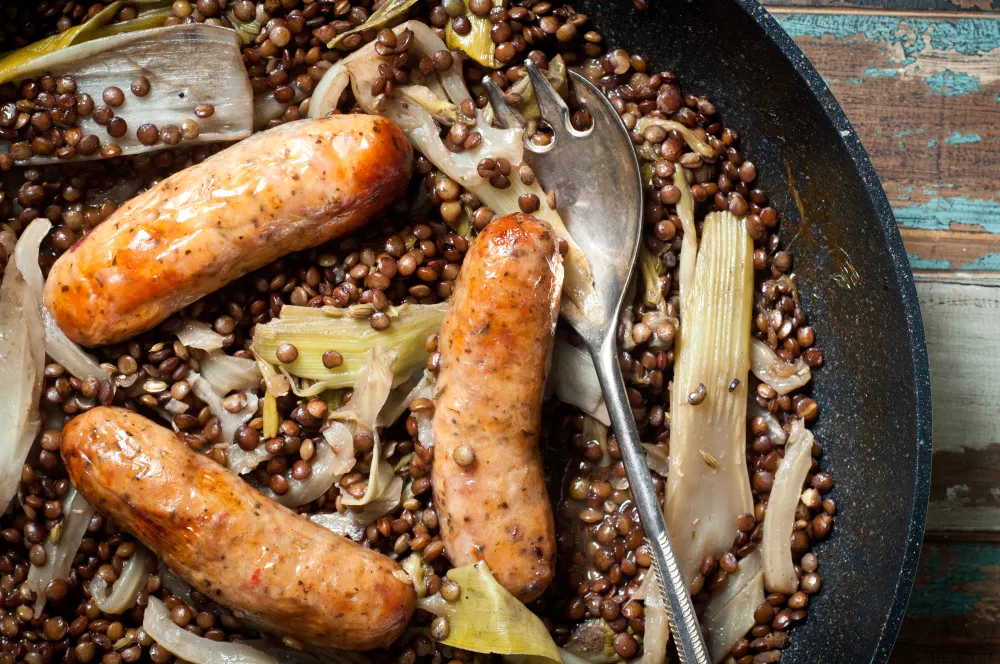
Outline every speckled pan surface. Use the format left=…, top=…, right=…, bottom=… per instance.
left=574, top=0, right=933, bottom=661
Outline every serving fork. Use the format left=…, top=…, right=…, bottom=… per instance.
left=482, top=63, right=711, bottom=664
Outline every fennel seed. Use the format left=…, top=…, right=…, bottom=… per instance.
left=687, top=383, right=707, bottom=405
left=728, top=378, right=740, bottom=392
left=699, top=449, right=720, bottom=469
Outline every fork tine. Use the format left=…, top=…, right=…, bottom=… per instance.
left=481, top=76, right=526, bottom=130
left=525, top=60, right=571, bottom=134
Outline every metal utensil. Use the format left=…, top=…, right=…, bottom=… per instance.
left=484, top=62, right=711, bottom=664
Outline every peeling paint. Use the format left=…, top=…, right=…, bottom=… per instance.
left=926, top=69, right=982, bottom=96
left=944, top=131, right=983, bottom=145
left=927, top=138, right=938, bottom=148
left=894, top=197, right=1000, bottom=232
left=906, top=543, right=998, bottom=618
left=775, top=14, right=1000, bottom=94
left=906, top=253, right=952, bottom=270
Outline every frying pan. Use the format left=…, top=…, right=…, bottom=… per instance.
left=571, top=0, right=933, bottom=661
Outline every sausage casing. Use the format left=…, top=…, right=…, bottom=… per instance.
left=44, top=115, right=412, bottom=347
left=431, top=213, right=563, bottom=603
left=62, top=407, right=415, bottom=650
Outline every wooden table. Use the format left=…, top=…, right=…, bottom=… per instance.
left=759, top=1, right=1000, bottom=660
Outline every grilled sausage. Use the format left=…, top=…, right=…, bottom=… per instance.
left=62, top=407, right=415, bottom=650
left=44, top=115, right=412, bottom=347
left=431, top=213, right=563, bottom=603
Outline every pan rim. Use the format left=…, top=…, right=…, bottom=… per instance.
left=730, top=1, right=934, bottom=661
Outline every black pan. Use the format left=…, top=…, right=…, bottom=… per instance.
left=572, top=0, right=933, bottom=661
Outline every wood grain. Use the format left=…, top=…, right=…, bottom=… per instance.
left=892, top=539, right=1000, bottom=659
left=915, top=272, right=1000, bottom=532
left=770, top=9, right=1000, bottom=271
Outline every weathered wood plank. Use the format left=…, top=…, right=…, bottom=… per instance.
left=914, top=272, right=1000, bottom=531
left=770, top=9, right=1000, bottom=270
left=767, top=0, right=1000, bottom=13
left=892, top=540, right=1000, bottom=655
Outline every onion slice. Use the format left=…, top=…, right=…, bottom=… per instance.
left=749, top=338, right=811, bottom=396
left=144, top=595, right=278, bottom=664
left=704, top=551, right=765, bottom=663
left=0, top=223, right=47, bottom=511
left=761, top=419, right=815, bottom=593
left=14, top=219, right=110, bottom=382
left=27, top=487, right=95, bottom=614
left=90, top=546, right=152, bottom=614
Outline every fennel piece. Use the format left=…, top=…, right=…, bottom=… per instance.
left=251, top=302, right=447, bottom=388
left=0, top=25, right=252, bottom=165
left=761, top=419, right=815, bottom=593
left=417, top=561, right=561, bottom=663
left=703, top=551, right=765, bottom=663
left=307, top=21, right=598, bottom=318
left=664, top=211, right=754, bottom=586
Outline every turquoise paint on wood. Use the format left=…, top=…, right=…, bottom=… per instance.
left=926, top=70, right=982, bottom=96
left=774, top=14, right=1000, bottom=94
left=775, top=14, right=1000, bottom=56
left=905, top=542, right=999, bottom=618
left=944, top=131, right=983, bottom=145
left=893, top=197, right=1000, bottom=232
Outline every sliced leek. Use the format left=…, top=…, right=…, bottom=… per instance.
left=251, top=302, right=447, bottom=388
left=664, top=211, right=754, bottom=586
left=417, top=562, right=561, bottom=663
left=761, top=419, right=814, bottom=593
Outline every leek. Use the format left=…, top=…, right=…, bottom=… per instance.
left=664, top=211, right=754, bottom=586
left=446, top=0, right=503, bottom=68
left=251, top=303, right=447, bottom=389
left=761, top=419, right=814, bottom=593
left=417, top=562, right=561, bottom=663
left=703, top=551, right=764, bottom=663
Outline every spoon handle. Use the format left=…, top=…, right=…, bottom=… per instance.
left=591, top=335, right=711, bottom=664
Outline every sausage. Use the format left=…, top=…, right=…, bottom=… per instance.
left=431, top=213, right=562, bottom=603
left=44, top=115, right=412, bottom=347
left=61, top=406, right=415, bottom=650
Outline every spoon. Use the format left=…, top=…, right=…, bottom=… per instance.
left=483, top=63, right=711, bottom=664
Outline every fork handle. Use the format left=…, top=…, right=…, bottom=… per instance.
left=591, top=334, right=711, bottom=664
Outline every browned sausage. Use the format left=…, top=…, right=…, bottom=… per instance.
left=431, top=213, right=562, bottom=603
left=44, top=115, right=412, bottom=347
left=62, top=407, right=415, bottom=650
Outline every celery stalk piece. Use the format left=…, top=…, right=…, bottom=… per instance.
left=250, top=303, right=447, bottom=389
left=664, top=211, right=754, bottom=586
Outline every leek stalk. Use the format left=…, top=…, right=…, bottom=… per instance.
left=664, top=211, right=754, bottom=586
